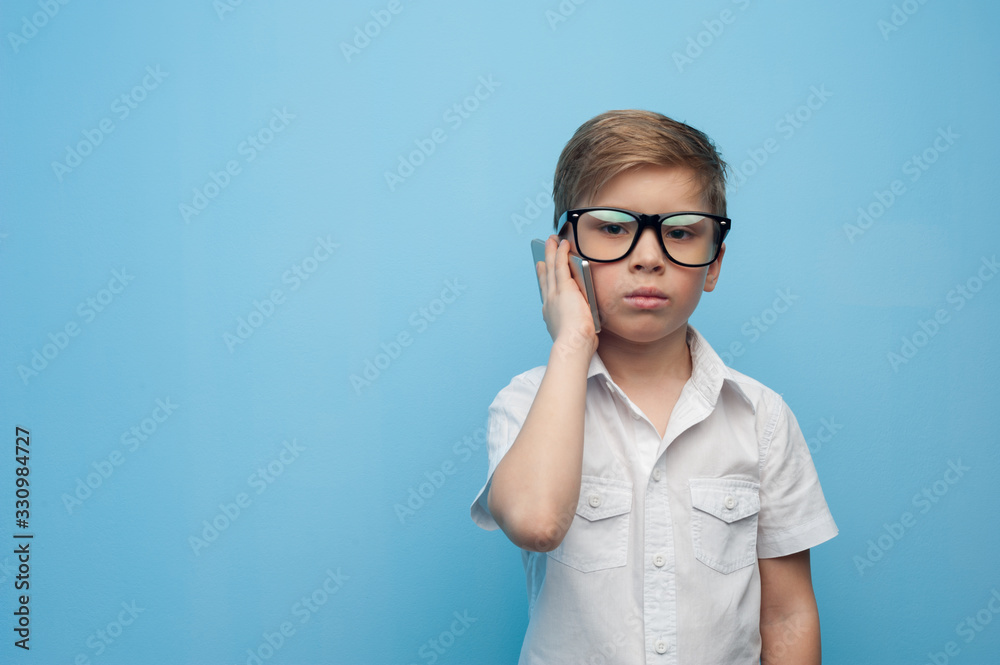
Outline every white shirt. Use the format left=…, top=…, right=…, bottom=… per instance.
left=470, top=326, right=838, bottom=664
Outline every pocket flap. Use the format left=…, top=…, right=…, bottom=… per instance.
left=690, top=477, right=760, bottom=524
left=576, top=476, right=632, bottom=522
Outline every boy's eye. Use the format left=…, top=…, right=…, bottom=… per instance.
left=664, top=227, right=693, bottom=240
left=662, top=215, right=709, bottom=242
left=599, top=224, right=627, bottom=236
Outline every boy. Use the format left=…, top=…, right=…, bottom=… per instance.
left=470, top=110, right=838, bottom=664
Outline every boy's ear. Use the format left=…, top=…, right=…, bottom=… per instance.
left=703, top=242, right=725, bottom=293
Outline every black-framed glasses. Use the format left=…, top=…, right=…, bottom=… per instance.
left=557, top=207, right=731, bottom=267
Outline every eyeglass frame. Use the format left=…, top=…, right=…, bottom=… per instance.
left=556, top=207, right=732, bottom=267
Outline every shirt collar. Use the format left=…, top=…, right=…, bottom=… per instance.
left=586, top=325, right=756, bottom=414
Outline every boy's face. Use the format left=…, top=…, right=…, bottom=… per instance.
left=562, top=164, right=725, bottom=346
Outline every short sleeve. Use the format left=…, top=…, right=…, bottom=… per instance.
left=469, top=369, right=543, bottom=530
left=756, top=395, right=838, bottom=558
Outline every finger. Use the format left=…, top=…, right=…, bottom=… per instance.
left=553, top=238, right=573, bottom=291
left=544, top=235, right=559, bottom=296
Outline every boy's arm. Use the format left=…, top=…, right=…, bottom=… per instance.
left=759, top=549, right=822, bottom=665
left=487, top=237, right=597, bottom=553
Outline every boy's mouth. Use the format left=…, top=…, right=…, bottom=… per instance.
left=623, top=286, right=669, bottom=309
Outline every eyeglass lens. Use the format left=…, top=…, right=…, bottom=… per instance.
left=575, top=209, right=721, bottom=264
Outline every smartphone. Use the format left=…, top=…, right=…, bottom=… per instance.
left=531, top=238, right=601, bottom=333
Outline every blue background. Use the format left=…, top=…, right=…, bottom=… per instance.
left=2, top=1, right=999, bottom=663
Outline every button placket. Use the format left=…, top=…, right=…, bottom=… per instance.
left=644, top=457, right=677, bottom=664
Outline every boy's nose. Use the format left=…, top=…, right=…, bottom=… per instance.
left=629, top=227, right=665, bottom=271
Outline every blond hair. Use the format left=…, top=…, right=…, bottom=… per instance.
left=552, top=110, right=728, bottom=227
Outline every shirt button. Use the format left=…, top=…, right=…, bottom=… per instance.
left=655, top=639, right=668, bottom=654
left=653, top=554, right=666, bottom=567
left=588, top=494, right=602, bottom=508
left=652, top=468, right=662, bottom=481
left=724, top=495, right=736, bottom=510
left=631, top=411, right=641, bottom=420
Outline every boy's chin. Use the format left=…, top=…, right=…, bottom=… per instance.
left=598, top=321, right=688, bottom=346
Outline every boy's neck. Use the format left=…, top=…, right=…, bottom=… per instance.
left=597, top=324, right=693, bottom=391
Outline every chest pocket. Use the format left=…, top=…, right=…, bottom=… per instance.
left=548, top=475, right=632, bottom=573
left=689, top=477, right=760, bottom=574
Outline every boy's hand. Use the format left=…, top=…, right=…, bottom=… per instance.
left=536, top=235, right=599, bottom=358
